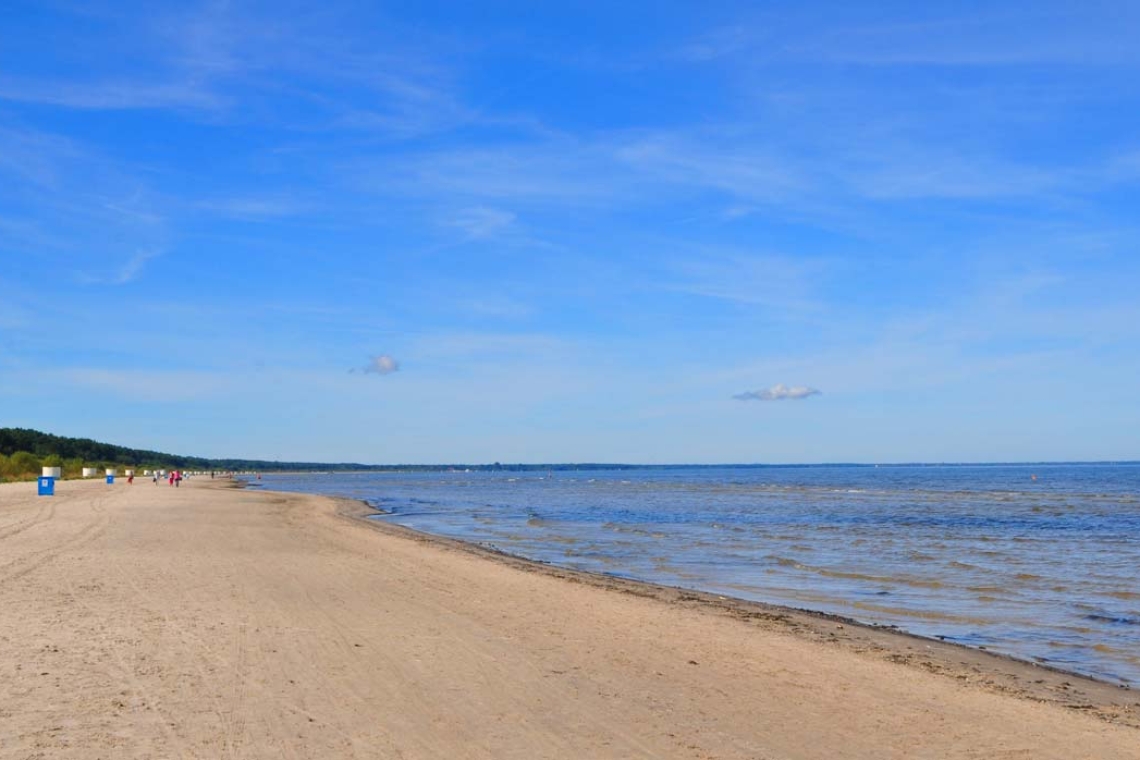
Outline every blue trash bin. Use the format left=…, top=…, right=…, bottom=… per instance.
left=38, top=477, right=55, bottom=496
left=106, top=475, right=114, bottom=485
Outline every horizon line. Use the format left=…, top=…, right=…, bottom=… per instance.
left=243, top=459, right=1140, bottom=469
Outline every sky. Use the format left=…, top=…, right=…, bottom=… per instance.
left=1, top=1, right=1139, bottom=464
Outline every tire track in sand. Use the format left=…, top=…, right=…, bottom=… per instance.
left=0, top=490, right=111, bottom=585
left=0, top=498, right=55, bottom=541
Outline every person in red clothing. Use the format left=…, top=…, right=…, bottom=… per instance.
left=175, top=471, right=182, bottom=488
left=168, top=471, right=175, bottom=486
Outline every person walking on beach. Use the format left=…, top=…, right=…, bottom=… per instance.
left=153, top=472, right=158, bottom=485
left=168, top=471, right=175, bottom=486
left=174, top=471, right=182, bottom=488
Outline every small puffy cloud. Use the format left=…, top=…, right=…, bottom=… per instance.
left=352, top=355, right=400, bottom=375
left=734, top=384, right=821, bottom=401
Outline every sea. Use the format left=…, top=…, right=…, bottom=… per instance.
left=254, top=464, right=1140, bottom=686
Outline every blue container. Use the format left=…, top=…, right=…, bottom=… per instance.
left=38, top=477, right=55, bottom=496
left=106, top=475, right=114, bottom=485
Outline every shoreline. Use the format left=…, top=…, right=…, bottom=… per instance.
left=327, top=493, right=1140, bottom=727
left=250, top=466, right=1140, bottom=690
left=4, top=477, right=1140, bottom=758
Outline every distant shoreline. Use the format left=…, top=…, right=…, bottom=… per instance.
left=7, top=426, right=1137, bottom=476
left=247, top=460, right=1140, bottom=474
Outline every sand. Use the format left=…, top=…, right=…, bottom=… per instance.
left=1, top=478, right=1138, bottom=759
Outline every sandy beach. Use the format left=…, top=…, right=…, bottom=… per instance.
left=1, top=478, right=1138, bottom=759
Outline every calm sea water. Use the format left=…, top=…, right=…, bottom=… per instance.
left=257, top=465, right=1140, bottom=685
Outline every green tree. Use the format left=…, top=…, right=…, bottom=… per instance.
left=7, top=451, right=40, bottom=479
left=63, top=457, right=85, bottom=478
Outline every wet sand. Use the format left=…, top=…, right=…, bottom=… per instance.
left=1, top=478, right=1138, bottom=759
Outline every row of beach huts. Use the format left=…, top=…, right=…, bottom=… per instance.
left=41, top=467, right=212, bottom=478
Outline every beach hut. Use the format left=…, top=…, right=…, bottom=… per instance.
left=42, top=466, right=62, bottom=479
left=82, top=467, right=98, bottom=478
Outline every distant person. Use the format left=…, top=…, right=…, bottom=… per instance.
left=175, top=471, right=182, bottom=488
left=153, top=472, right=158, bottom=485
left=127, top=473, right=134, bottom=485
left=168, top=471, right=175, bottom=486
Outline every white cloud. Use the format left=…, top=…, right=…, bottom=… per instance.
left=734, top=384, right=821, bottom=401
left=357, top=355, right=400, bottom=375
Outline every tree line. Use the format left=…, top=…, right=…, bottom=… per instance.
left=0, top=428, right=344, bottom=481
left=0, top=428, right=679, bottom=478
left=7, top=426, right=959, bottom=483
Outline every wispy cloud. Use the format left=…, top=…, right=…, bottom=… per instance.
left=681, top=9, right=1140, bottom=68
left=0, top=77, right=222, bottom=111
left=844, top=149, right=1062, bottom=200
left=679, top=24, right=759, bottom=63
left=450, top=207, right=517, bottom=239
left=0, top=124, right=170, bottom=279
left=660, top=249, right=828, bottom=315
left=371, top=141, right=626, bottom=205
left=61, top=368, right=230, bottom=400
left=115, top=248, right=163, bottom=284
left=0, top=3, right=471, bottom=140
left=734, top=384, right=821, bottom=401
left=0, top=127, right=85, bottom=189
left=76, top=248, right=164, bottom=285
left=458, top=296, right=534, bottom=319
left=196, top=196, right=311, bottom=220
left=616, top=134, right=807, bottom=204
left=788, top=14, right=1140, bottom=68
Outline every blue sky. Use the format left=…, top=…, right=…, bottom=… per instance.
left=2, top=1, right=1139, bottom=464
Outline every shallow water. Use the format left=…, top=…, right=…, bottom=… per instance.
left=258, top=465, right=1140, bottom=685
